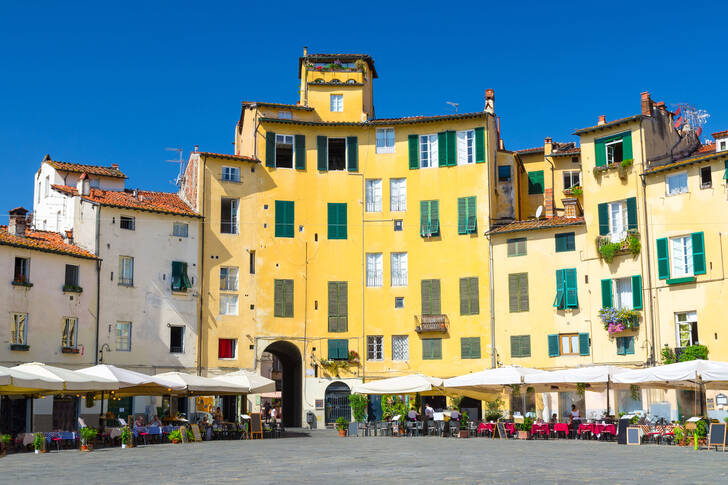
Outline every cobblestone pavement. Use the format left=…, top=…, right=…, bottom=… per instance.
left=3, top=430, right=728, bottom=484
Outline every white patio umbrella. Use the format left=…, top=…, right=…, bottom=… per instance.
left=0, top=365, right=65, bottom=394
left=445, top=366, right=547, bottom=390
left=155, top=372, right=249, bottom=396
left=612, top=359, right=728, bottom=389
left=12, top=362, right=117, bottom=392
left=212, top=370, right=275, bottom=394
left=524, top=366, right=629, bottom=392
left=75, top=365, right=185, bottom=396
left=695, top=360, right=728, bottom=389
left=354, top=374, right=445, bottom=395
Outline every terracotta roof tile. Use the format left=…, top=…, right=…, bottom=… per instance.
left=46, top=159, right=126, bottom=178
left=573, top=115, right=645, bottom=136
left=516, top=147, right=545, bottom=154
left=0, top=226, right=97, bottom=260
left=643, top=150, right=728, bottom=176
left=551, top=147, right=581, bottom=156
left=260, top=111, right=488, bottom=127
left=196, top=152, right=261, bottom=163
left=488, top=216, right=585, bottom=235
left=51, top=185, right=199, bottom=217
left=712, top=130, right=728, bottom=138
left=697, top=143, right=715, bottom=153
left=241, top=101, right=314, bottom=111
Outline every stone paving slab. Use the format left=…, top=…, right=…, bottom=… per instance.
left=2, top=430, right=728, bottom=484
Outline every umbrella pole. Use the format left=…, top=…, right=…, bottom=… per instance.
left=99, top=391, right=105, bottom=433
left=606, top=379, right=611, bottom=417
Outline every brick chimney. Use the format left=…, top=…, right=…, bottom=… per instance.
left=598, top=115, right=606, bottom=125
left=641, top=92, right=652, bottom=116
left=64, top=229, right=74, bottom=245
left=110, top=163, right=119, bottom=170
left=484, top=89, right=495, bottom=114
left=562, top=197, right=582, bottom=219
left=8, top=207, right=29, bottom=236
left=544, top=188, right=554, bottom=218
left=544, top=137, right=553, bottom=155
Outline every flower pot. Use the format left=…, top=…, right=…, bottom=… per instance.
left=172, top=439, right=180, bottom=444
left=518, top=431, right=530, bottom=440
left=121, top=444, right=126, bottom=449
left=458, top=430, right=469, bottom=438
left=338, top=429, right=346, bottom=437
left=80, top=445, right=89, bottom=452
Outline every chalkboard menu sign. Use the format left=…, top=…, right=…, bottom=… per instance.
left=626, top=426, right=640, bottom=445
left=179, top=425, right=189, bottom=443
left=493, top=422, right=506, bottom=440
left=250, top=412, right=263, bottom=439
left=708, top=423, right=726, bottom=451
left=190, top=424, right=202, bottom=442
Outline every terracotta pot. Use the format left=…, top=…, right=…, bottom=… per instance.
left=338, top=429, right=346, bottom=437
left=172, top=439, right=180, bottom=444
left=518, top=431, right=530, bottom=440
left=458, top=430, right=469, bottom=438
left=80, top=445, right=89, bottom=452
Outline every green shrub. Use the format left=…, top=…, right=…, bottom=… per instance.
left=167, top=430, right=183, bottom=442
left=484, top=398, right=504, bottom=422
left=516, top=416, right=534, bottom=432
left=33, top=433, right=44, bottom=450
left=348, top=394, right=368, bottom=422
left=335, top=416, right=349, bottom=432
left=628, top=236, right=641, bottom=255
left=679, top=344, right=708, bottom=362
left=599, top=242, right=621, bottom=263
left=120, top=426, right=132, bottom=445
left=79, top=427, right=98, bottom=445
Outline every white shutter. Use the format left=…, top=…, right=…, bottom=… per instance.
left=457, top=131, right=467, bottom=165
left=374, top=180, right=382, bottom=212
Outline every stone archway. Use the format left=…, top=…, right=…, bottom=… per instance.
left=324, top=381, right=351, bottom=425
left=263, top=341, right=302, bottom=427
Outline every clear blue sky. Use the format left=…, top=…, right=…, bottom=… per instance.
left=1, top=0, right=725, bottom=221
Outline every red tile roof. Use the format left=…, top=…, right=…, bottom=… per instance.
left=45, top=159, right=126, bottom=178
left=551, top=146, right=581, bottom=155
left=515, top=147, right=545, bottom=154
left=712, top=130, right=728, bottom=138
left=196, top=152, right=261, bottom=163
left=573, top=115, right=644, bottom=136
left=260, top=111, right=488, bottom=127
left=52, top=185, right=198, bottom=217
left=241, top=101, right=314, bottom=111
left=642, top=150, right=727, bottom=176
left=697, top=143, right=715, bottom=153
left=0, top=226, right=97, bottom=260
left=488, top=216, right=585, bottom=235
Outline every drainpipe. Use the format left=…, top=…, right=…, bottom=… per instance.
left=196, top=155, right=207, bottom=376
left=94, top=206, right=101, bottom=364
left=487, top=232, right=496, bottom=369
left=639, top=121, right=657, bottom=366
left=347, top=172, right=365, bottom=382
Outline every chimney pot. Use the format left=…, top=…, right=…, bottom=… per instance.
left=484, top=89, right=495, bottom=114
left=8, top=207, right=29, bottom=236
left=598, top=115, right=606, bottom=125
left=545, top=137, right=552, bottom=144
left=641, top=91, right=652, bottom=116
left=193, top=145, right=199, bottom=153
left=110, top=163, right=119, bottom=169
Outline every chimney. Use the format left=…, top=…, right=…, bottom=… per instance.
left=76, top=173, right=90, bottom=196
left=303, top=46, right=308, bottom=57
left=641, top=92, right=652, bottom=116
left=598, top=115, right=606, bottom=125
left=193, top=145, right=199, bottom=153
left=133, top=188, right=139, bottom=199
left=64, top=229, right=74, bottom=244
left=544, top=137, right=553, bottom=156
left=655, top=101, right=666, bottom=114
left=562, top=197, right=582, bottom=219
left=110, top=163, right=119, bottom=170
left=544, top=188, right=554, bottom=219
left=8, top=207, right=29, bottom=236
left=484, top=89, right=495, bottom=114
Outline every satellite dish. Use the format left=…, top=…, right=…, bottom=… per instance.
left=535, top=205, right=543, bottom=219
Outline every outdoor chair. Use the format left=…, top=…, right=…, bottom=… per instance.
left=415, top=421, right=424, bottom=437
left=405, top=421, right=416, bottom=437
left=436, top=420, right=446, bottom=437
left=147, top=426, right=162, bottom=444
left=48, top=433, right=62, bottom=452
left=660, top=425, right=676, bottom=445
left=640, top=425, right=661, bottom=444
left=366, top=421, right=376, bottom=437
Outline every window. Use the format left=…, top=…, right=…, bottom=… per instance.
left=221, top=166, right=241, bottom=182
left=13, top=257, right=30, bottom=284
left=457, top=196, right=477, bottom=234
left=118, top=256, right=134, bottom=286
left=10, top=313, right=28, bottom=345
left=657, top=233, right=705, bottom=281
left=598, top=198, right=637, bottom=242
left=666, top=172, right=688, bottom=195
left=376, top=128, right=395, bottom=154
left=670, top=235, right=693, bottom=277
left=330, top=94, right=343, bottom=112
left=419, top=200, right=439, bottom=237
left=616, top=336, right=635, bottom=355
left=173, top=222, right=189, bottom=237
left=528, top=171, right=544, bottom=194
left=393, top=220, right=403, bottom=231
left=608, top=200, right=627, bottom=243
left=572, top=156, right=579, bottom=164
left=220, top=198, right=238, bottom=234
left=274, top=279, right=294, bottom=318
left=249, top=250, right=255, bottom=274
left=421, top=279, right=441, bottom=315
left=62, top=317, right=77, bottom=348
left=675, top=311, right=698, bottom=347
left=116, top=322, right=131, bottom=351
left=614, top=277, right=633, bottom=310
left=548, top=333, right=589, bottom=357
left=391, top=252, right=408, bottom=287
left=329, top=138, right=347, bottom=170
left=700, top=166, right=712, bottom=189
left=422, top=338, right=442, bottom=360
left=721, top=141, right=727, bottom=151
left=119, top=216, right=135, bottom=230
left=328, top=339, right=348, bottom=360
left=44, top=175, right=50, bottom=198
left=390, top=178, right=407, bottom=211
left=220, top=267, right=238, bottom=291
left=596, top=132, right=632, bottom=167
left=459, top=277, right=479, bottom=315
left=554, top=268, right=578, bottom=309
left=510, top=335, right=531, bottom=358
left=456, top=130, right=475, bottom=165
left=555, top=232, right=575, bottom=252
left=507, top=238, right=527, bottom=257
left=563, top=171, right=581, bottom=190
left=367, top=336, right=383, bottom=361
left=419, top=134, right=438, bottom=168
left=606, top=139, right=624, bottom=164
left=37, top=180, right=41, bottom=203
left=328, top=281, right=348, bottom=332
left=327, top=203, right=347, bottom=239
left=497, top=165, right=511, bottom=181
left=219, top=294, right=239, bottom=315
left=278, top=111, right=292, bottom=119
left=275, top=134, right=294, bottom=168
left=366, top=253, right=383, bottom=287
left=171, top=261, right=191, bottom=292
left=460, top=337, right=481, bottom=359
left=218, top=338, right=237, bottom=359
left=508, top=273, right=529, bottom=312
left=601, top=275, right=642, bottom=310
left=275, top=200, right=295, bottom=238
left=170, top=326, right=184, bottom=353
left=392, top=335, right=409, bottom=360
left=394, top=297, right=404, bottom=308
left=317, top=136, right=357, bottom=171
left=560, top=334, right=580, bottom=355
left=365, top=179, right=382, bottom=212
left=64, top=264, right=79, bottom=287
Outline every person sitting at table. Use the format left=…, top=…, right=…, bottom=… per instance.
left=213, top=407, right=223, bottom=424
left=407, top=408, right=418, bottom=422
left=424, top=403, right=434, bottom=420
left=550, top=413, right=558, bottom=423
left=134, top=415, right=145, bottom=428
left=149, top=415, right=162, bottom=427
left=450, top=409, right=460, bottom=424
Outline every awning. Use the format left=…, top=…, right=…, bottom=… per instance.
left=524, top=365, right=629, bottom=392
left=155, top=372, right=249, bottom=396
left=212, top=370, right=276, bottom=394
left=612, top=360, right=728, bottom=389
left=75, top=364, right=186, bottom=396
left=354, top=374, right=445, bottom=395
left=12, top=362, right=117, bottom=392
left=0, top=365, right=65, bottom=394
left=444, top=366, right=548, bottom=395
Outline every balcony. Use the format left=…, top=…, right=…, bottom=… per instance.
left=61, top=346, right=80, bottom=354
left=415, top=315, right=449, bottom=334
left=596, top=230, right=641, bottom=263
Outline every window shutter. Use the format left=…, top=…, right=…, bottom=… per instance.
left=471, top=338, right=481, bottom=359
left=616, top=337, right=625, bottom=356
left=181, top=262, right=191, bottom=289
left=317, top=136, right=327, bottom=171
left=595, top=139, right=606, bottom=167
left=459, top=278, right=469, bottom=315
left=430, top=200, right=439, bottom=235
left=626, top=336, right=635, bottom=355
left=421, top=280, right=431, bottom=315
left=565, top=268, right=578, bottom=308
left=692, top=232, right=706, bottom=275
left=339, top=204, right=347, bottom=239
left=508, top=274, right=519, bottom=312
left=266, top=131, right=276, bottom=167
left=622, top=132, right=633, bottom=160
left=474, top=127, right=485, bottom=163
left=555, top=234, right=565, bottom=253
left=437, top=132, right=447, bottom=167
left=294, top=134, right=306, bottom=170
left=521, top=336, right=531, bottom=357
left=420, top=201, right=428, bottom=237
left=548, top=334, right=560, bottom=357
left=626, top=197, right=638, bottom=230
left=457, top=197, right=467, bottom=234
left=328, top=282, right=338, bottom=331
left=528, top=171, right=544, bottom=194
left=446, top=130, right=456, bottom=166
left=460, top=338, right=469, bottom=359
left=274, top=280, right=284, bottom=317
left=346, top=136, right=358, bottom=172
left=408, top=134, right=419, bottom=169
left=632, top=275, right=643, bottom=309
left=433, top=339, right=442, bottom=359
left=431, top=279, right=441, bottom=314
left=171, top=261, right=183, bottom=291
left=519, top=273, right=529, bottom=312
left=598, top=203, right=609, bottom=236
left=339, top=282, right=348, bottom=331
left=578, top=333, right=590, bottom=356
left=601, top=279, right=613, bottom=308
left=467, top=196, right=476, bottom=232
left=656, top=237, right=670, bottom=280
left=285, top=280, right=294, bottom=317
left=553, top=269, right=565, bottom=308
left=470, top=277, right=479, bottom=314
left=510, top=336, right=520, bottom=357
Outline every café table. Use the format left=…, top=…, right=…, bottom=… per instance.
left=530, top=423, right=550, bottom=438
left=553, top=422, right=570, bottom=438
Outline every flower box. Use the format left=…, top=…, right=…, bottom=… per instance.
left=599, top=307, right=641, bottom=334
left=62, top=285, right=83, bottom=293
left=62, top=347, right=80, bottom=354
left=10, top=344, right=29, bottom=351
left=11, top=281, right=33, bottom=288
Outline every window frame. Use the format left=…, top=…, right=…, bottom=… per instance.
left=456, top=129, right=475, bottom=165
left=367, top=335, right=384, bottom=361
left=563, top=170, right=581, bottom=190
left=390, top=178, right=407, bottom=212
left=497, top=165, right=511, bottom=182
left=460, top=337, right=481, bottom=359
left=510, top=335, right=531, bottom=358
left=274, top=134, right=294, bottom=168
left=669, top=235, right=694, bottom=278
left=220, top=197, right=239, bottom=234
left=666, top=171, right=688, bottom=196
left=274, top=279, right=294, bottom=318
left=508, top=273, right=529, bottom=313
left=13, top=257, right=30, bottom=284
left=330, top=94, right=343, bottom=112
left=219, top=294, right=239, bottom=316
left=219, top=266, right=239, bottom=291
left=419, top=134, right=438, bottom=168
left=327, top=202, right=347, bottom=240
left=392, top=335, right=409, bottom=361
left=365, top=179, right=382, bottom=213
left=675, top=311, right=698, bottom=347
left=64, top=264, right=80, bottom=287
left=169, top=325, right=184, bottom=353
left=459, top=277, right=479, bottom=316
left=62, top=316, right=77, bottom=348
left=119, top=215, right=135, bottom=231
left=613, top=277, right=634, bottom=310
left=527, top=170, right=544, bottom=194
left=275, top=200, right=295, bottom=238
left=328, top=281, right=348, bottom=332
left=118, top=256, right=134, bottom=287
left=366, top=253, right=383, bottom=287
left=605, top=139, right=624, bottom=165
left=376, top=128, right=395, bottom=154
left=554, top=232, right=575, bottom=253
left=390, top=252, right=408, bottom=287
left=700, top=166, right=712, bottom=189
left=221, top=166, right=241, bottom=182
left=608, top=200, right=628, bottom=243
left=218, top=338, right=237, bottom=359
left=115, top=321, right=132, bottom=351
left=172, top=222, right=189, bottom=237
left=422, top=338, right=442, bottom=360
left=559, top=333, right=580, bottom=356
left=507, top=238, right=527, bottom=257
left=10, top=312, right=28, bottom=345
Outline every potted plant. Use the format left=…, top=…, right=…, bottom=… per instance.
left=120, top=426, right=132, bottom=448
left=1, top=434, right=11, bottom=457
left=335, top=417, right=348, bottom=437
left=516, top=416, right=534, bottom=440
left=348, top=393, right=368, bottom=425
left=33, top=432, right=44, bottom=454
left=79, top=427, right=97, bottom=451
left=458, top=411, right=470, bottom=438
left=168, top=429, right=183, bottom=444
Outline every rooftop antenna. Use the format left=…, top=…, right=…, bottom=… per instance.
left=165, top=147, right=184, bottom=187
left=446, top=101, right=459, bottom=113
left=671, top=103, right=710, bottom=134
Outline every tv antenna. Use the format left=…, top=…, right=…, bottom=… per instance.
left=165, top=147, right=184, bottom=187
left=672, top=103, right=710, bottom=135
left=446, top=101, right=459, bottom=113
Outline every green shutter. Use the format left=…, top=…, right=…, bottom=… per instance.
left=459, top=278, right=468, bottom=315
left=294, top=134, right=306, bottom=170
left=519, top=273, right=529, bottom=312
left=508, top=274, right=519, bottom=312
left=461, top=337, right=480, bottom=359
left=266, top=131, right=276, bottom=167
left=595, top=139, right=606, bottom=167
left=274, top=280, right=284, bottom=317
left=656, top=238, right=670, bottom=280
left=692, top=232, right=706, bottom=275
left=547, top=334, right=560, bottom=357
left=511, top=336, right=530, bottom=358
left=601, top=279, right=613, bottom=308
left=327, top=203, right=347, bottom=240
left=328, top=282, right=348, bottom=332
left=317, top=136, right=327, bottom=171
left=467, top=196, right=476, bottom=233
left=409, top=134, right=419, bottom=169
left=431, top=279, right=441, bottom=314
left=284, top=280, right=294, bottom=317
left=474, top=127, right=485, bottom=163
left=625, top=336, right=635, bottom=355
left=626, top=197, right=638, bottom=230
left=622, top=132, right=633, bottom=160
left=470, top=277, right=479, bottom=314
left=598, top=203, right=609, bottom=236
left=327, top=203, right=335, bottom=239
left=446, top=130, right=456, bottom=166
left=421, top=279, right=431, bottom=315
left=437, top=132, right=447, bottom=167
left=346, top=136, right=358, bottom=172
left=420, top=201, right=429, bottom=237
left=555, top=234, right=565, bottom=253
left=430, top=200, right=439, bottom=235
left=457, top=197, right=467, bottom=234
left=616, top=337, right=625, bottom=356
left=579, top=333, right=590, bottom=356
left=553, top=269, right=565, bottom=309
left=328, top=339, right=348, bottom=360
left=423, top=339, right=442, bottom=360
left=724, top=160, right=728, bottom=180
left=275, top=200, right=294, bottom=238
left=528, top=171, right=544, bottom=194
left=171, top=261, right=183, bottom=291
left=632, top=275, right=642, bottom=309
left=565, top=268, right=578, bottom=308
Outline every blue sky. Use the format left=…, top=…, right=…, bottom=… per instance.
left=1, top=0, right=725, bottom=220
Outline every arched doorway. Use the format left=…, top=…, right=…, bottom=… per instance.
left=324, top=381, right=351, bottom=425
left=263, top=341, right=302, bottom=427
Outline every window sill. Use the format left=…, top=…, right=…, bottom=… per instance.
left=170, top=349, right=184, bottom=354
left=666, top=276, right=696, bottom=285
left=218, top=357, right=237, bottom=361
left=221, top=179, right=242, bottom=183
left=61, top=347, right=80, bottom=354
left=171, top=290, right=190, bottom=295
left=11, top=281, right=33, bottom=288
left=666, top=191, right=689, bottom=197
left=63, top=285, right=83, bottom=293
left=118, top=283, right=134, bottom=288
left=10, top=344, right=30, bottom=351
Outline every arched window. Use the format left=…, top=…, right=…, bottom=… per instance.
left=346, top=79, right=357, bottom=84
left=314, top=78, right=324, bottom=83
left=330, top=79, right=341, bottom=84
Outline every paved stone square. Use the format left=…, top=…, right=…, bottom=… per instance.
left=2, top=430, right=728, bottom=484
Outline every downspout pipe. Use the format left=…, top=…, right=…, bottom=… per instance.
left=94, top=205, right=101, bottom=364
left=196, top=155, right=207, bottom=376
left=639, top=120, right=657, bottom=366
left=487, top=232, right=496, bottom=369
